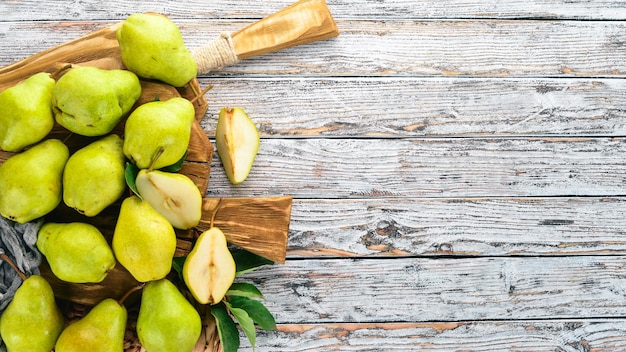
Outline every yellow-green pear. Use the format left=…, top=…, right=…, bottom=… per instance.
left=135, top=169, right=203, bottom=229
left=137, top=279, right=202, bottom=352
left=54, top=298, right=127, bottom=352
left=116, top=13, right=197, bottom=87
left=63, top=134, right=126, bottom=217
left=37, top=222, right=116, bottom=283
left=123, top=97, right=194, bottom=169
left=0, top=72, right=55, bottom=152
left=0, top=275, right=64, bottom=352
left=112, top=195, right=176, bottom=282
left=52, top=66, right=141, bottom=136
left=215, top=107, right=260, bottom=184
left=0, top=139, right=69, bottom=223
left=183, top=227, right=236, bottom=304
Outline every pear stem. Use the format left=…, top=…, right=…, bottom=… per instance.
left=50, top=63, right=73, bottom=80
left=189, top=84, right=214, bottom=105
left=148, top=147, right=165, bottom=172
left=118, top=283, right=145, bottom=306
left=209, top=198, right=223, bottom=228
left=0, top=253, right=28, bottom=281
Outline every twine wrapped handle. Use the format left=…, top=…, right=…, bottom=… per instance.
left=192, top=0, right=339, bottom=75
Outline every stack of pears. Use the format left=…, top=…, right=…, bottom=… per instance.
left=0, top=11, right=264, bottom=352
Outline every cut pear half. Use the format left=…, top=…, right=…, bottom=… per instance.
left=215, top=107, right=260, bottom=185
left=183, top=227, right=236, bottom=304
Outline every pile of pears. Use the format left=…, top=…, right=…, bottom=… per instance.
left=0, top=12, right=261, bottom=352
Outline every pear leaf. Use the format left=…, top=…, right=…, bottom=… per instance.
left=171, top=256, right=186, bottom=280
left=124, top=162, right=140, bottom=197
left=226, top=302, right=257, bottom=349
left=211, top=303, right=240, bottom=352
left=228, top=296, right=276, bottom=331
left=233, top=249, right=274, bottom=276
left=159, top=149, right=188, bottom=173
left=226, top=282, right=264, bottom=299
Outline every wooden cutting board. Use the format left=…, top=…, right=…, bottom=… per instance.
left=0, top=0, right=338, bottom=305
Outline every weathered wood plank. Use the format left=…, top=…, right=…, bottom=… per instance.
left=1, top=20, right=625, bottom=78
left=286, top=197, right=626, bottom=257
left=206, top=137, right=626, bottom=198
left=239, top=256, right=626, bottom=323
left=199, top=77, right=626, bottom=137
left=239, top=320, right=626, bottom=351
left=2, top=0, right=626, bottom=21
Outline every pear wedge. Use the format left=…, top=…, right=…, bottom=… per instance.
left=215, top=107, right=260, bottom=185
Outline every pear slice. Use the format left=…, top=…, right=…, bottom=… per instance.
left=135, top=169, right=203, bottom=230
left=183, top=227, right=236, bottom=304
left=215, top=107, right=260, bottom=185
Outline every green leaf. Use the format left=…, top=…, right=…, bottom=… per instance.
left=228, top=296, right=276, bottom=331
left=226, top=302, right=257, bottom=349
left=124, top=162, right=140, bottom=197
left=171, top=256, right=186, bottom=280
left=233, top=249, right=274, bottom=276
left=159, top=150, right=188, bottom=173
left=211, top=303, right=240, bottom=352
left=227, top=282, right=264, bottom=299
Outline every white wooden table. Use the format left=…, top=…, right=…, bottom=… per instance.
left=2, top=0, right=626, bottom=350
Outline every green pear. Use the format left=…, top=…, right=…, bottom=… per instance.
left=183, top=227, right=236, bottom=304
left=135, top=169, right=203, bottom=229
left=54, top=298, right=127, bottom=352
left=0, top=139, right=69, bottom=223
left=0, top=275, right=64, bottom=352
left=0, top=72, right=55, bottom=152
left=117, top=13, right=197, bottom=87
left=52, top=66, right=141, bottom=136
left=37, top=222, right=116, bottom=283
left=123, top=97, right=194, bottom=169
left=137, top=279, right=202, bottom=352
left=63, top=134, right=126, bottom=216
left=112, top=195, right=176, bottom=282
left=215, top=107, right=260, bottom=184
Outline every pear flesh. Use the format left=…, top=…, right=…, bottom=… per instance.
left=63, top=134, right=127, bottom=217
left=37, top=222, right=116, bottom=283
left=215, top=107, right=260, bottom=184
left=0, top=275, right=65, bottom=352
left=183, top=227, right=236, bottom=304
left=0, top=72, right=55, bottom=152
left=135, top=169, right=203, bottom=229
left=52, top=66, right=141, bottom=136
left=0, top=139, right=69, bottom=224
left=112, top=195, right=177, bottom=282
left=54, top=298, right=127, bottom=352
left=117, top=12, right=197, bottom=87
left=137, top=279, right=202, bottom=352
left=123, top=97, right=195, bottom=169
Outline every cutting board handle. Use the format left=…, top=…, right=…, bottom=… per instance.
left=192, top=0, right=339, bottom=74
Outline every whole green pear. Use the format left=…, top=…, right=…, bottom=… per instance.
left=63, top=134, right=126, bottom=216
left=52, top=66, right=141, bottom=136
left=123, top=97, right=194, bottom=169
left=117, top=12, right=197, bottom=87
left=54, top=298, right=127, bottom=352
left=137, top=279, right=202, bottom=352
left=37, top=222, right=116, bottom=283
left=0, top=275, right=64, bottom=352
left=0, top=72, right=55, bottom=152
left=135, top=168, right=203, bottom=229
left=112, top=195, right=177, bottom=282
left=0, top=139, right=69, bottom=223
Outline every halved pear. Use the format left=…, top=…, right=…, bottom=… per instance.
left=182, top=227, right=236, bottom=305
left=215, top=107, right=260, bottom=185
left=135, top=169, right=203, bottom=230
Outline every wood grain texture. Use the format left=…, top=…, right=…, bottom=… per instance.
left=2, top=0, right=626, bottom=21
left=199, top=77, right=626, bottom=137
left=206, top=137, right=626, bottom=198
left=286, top=197, right=626, bottom=257
left=1, top=20, right=625, bottom=78
left=240, top=256, right=626, bottom=323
